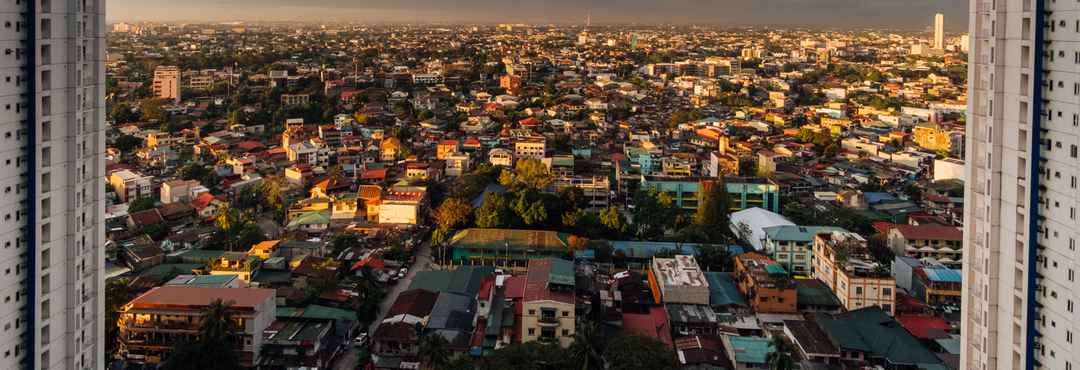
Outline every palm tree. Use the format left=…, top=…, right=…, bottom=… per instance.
left=164, top=299, right=241, bottom=370
left=419, top=334, right=451, bottom=370
left=569, top=322, right=604, bottom=370
left=200, top=299, right=238, bottom=345
left=767, top=336, right=796, bottom=370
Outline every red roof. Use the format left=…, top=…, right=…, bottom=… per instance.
left=622, top=307, right=674, bottom=348
left=235, top=140, right=265, bottom=151
left=897, top=315, right=951, bottom=340
left=523, top=259, right=574, bottom=304
left=872, top=221, right=895, bottom=234
left=350, top=256, right=386, bottom=271
left=504, top=276, right=526, bottom=300
left=361, top=168, right=388, bottom=180
left=128, top=286, right=275, bottom=310
left=894, top=224, right=962, bottom=241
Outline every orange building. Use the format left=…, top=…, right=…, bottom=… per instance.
left=500, top=74, right=523, bottom=94
left=734, top=252, right=798, bottom=313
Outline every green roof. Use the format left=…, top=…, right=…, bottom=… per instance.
left=704, top=272, right=747, bottom=307
left=287, top=210, right=331, bottom=228
left=816, top=307, right=944, bottom=368
left=277, top=304, right=358, bottom=322
left=449, top=228, right=570, bottom=251
left=548, top=258, right=574, bottom=286
left=796, top=280, right=843, bottom=308
left=173, top=249, right=228, bottom=263
left=138, top=263, right=203, bottom=280
left=408, top=266, right=495, bottom=296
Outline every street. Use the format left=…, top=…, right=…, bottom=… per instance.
left=333, top=237, right=434, bottom=370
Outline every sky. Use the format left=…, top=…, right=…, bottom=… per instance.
left=108, top=0, right=967, bottom=31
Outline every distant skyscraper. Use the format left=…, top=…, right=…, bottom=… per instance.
left=963, top=0, right=1075, bottom=370
left=934, top=13, right=945, bottom=49
left=4, top=0, right=107, bottom=369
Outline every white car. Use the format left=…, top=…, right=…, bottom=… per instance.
left=353, top=333, right=369, bottom=348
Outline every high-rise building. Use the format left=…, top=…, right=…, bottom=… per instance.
left=0, top=1, right=109, bottom=369
left=934, top=13, right=945, bottom=49
left=963, top=0, right=1075, bottom=369
left=152, top=65, right=181, bottom=103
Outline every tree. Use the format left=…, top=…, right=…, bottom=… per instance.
left=128, top=197, right=157, bottom=213
left=694, top=180, right=732, bottom=242
left=113, top=134, right=144, bottom=152
left=480, top=342, right=576, bottom=370
left=139, top=98, right=169, bottom=122
left=419, top=334, right=452, bottom=370
left=435, top=198, right=474, bottom=231
left=767, top=337, right=795, bottom=370
left=633, top=189, right=677, bottom=239
left=109, top=102, right=139, bottom=123
left=598, top=207, right=628, bottom=238
left=604, top=335, right=679, bottom=370
left=475, top=193, right=512, bottom=228
left=499, top=159, right=553, bottom=190
left=105, top=279, right=134, bottom=358
left=570, top=322, right=604, bottom=370
left=162, top=299, right=242, bottom=370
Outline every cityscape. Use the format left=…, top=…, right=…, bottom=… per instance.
left=5, top=0, right=1061, bottom=369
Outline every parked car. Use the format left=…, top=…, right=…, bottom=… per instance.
left=353, top=333, right=369, bottom=348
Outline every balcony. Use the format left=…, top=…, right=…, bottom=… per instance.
left=538, top=316, right=559, bottom=326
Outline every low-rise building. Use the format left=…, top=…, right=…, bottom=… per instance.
left=117, top=286, right=276, bottom=367
left=813, top=231, right=896, bottom=315
left=520, top=258, right=576, bottom=347
left=886, top=224, right=963, bottom=268
left=109, top=169, right=154, bottom=203
left=762, top=225, right=847, bottom=276
left=378, top=186, right=427, bottom=225
left=648, top=255, right=711, bottom=306
left=733, top=252, right=797, bottom=313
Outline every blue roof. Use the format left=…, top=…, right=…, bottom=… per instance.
left=864, top=192, right=897, bottom=205
left=765, top=264, right=787, bottom=275
left=608, top=241, right=702, bottom=258
left=704, top=272, right=747, bottom=307
left=923, top=268, right=961, bottom=283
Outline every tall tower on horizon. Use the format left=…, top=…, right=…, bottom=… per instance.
left=934, top=13, right=945, bottom=49
left=963, top=0, right=1078, bottom=369
left=0, top=0, right=108, bottom=369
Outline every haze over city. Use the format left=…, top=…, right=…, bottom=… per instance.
left=109, top=0, right=968, bottom=29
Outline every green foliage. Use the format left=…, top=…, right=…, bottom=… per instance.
left=435, top=197, right=474, bottom=231
left=105, top=279, right=134, bottom=357
left=633, top=189, right=678, bottom=239
left=478, top=342, right=578, bottom=370
left=599, top=207, right=629, bottom=238
left=512, top=191, right=548, bottom=226
left=139, top=98, right=169, bottom=122
left=604, top=335, right=679, bottom=370
left=178, top=163, right=222, bottom=190
left=109, top=102, right=140, bottom=123
left=128, top=197, right=157, bottom=213
left=475, top=193, right=512, bottom=228
left=113, top=134, right=144, bottom=152
left=162, top=299, right=242, bottom=370
left=419, top=334, right=452, bottom=369
left=499, top=159, right=553, bottom=191
left=693, top=181, right=732, bottom=242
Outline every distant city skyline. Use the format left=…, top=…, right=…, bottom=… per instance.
left=108, top=0, right=967, bottom=31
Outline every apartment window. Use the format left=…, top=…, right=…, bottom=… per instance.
left=883, top=287, right=892, bottom=296
left=40, top=248, right=49, bottom=270
left=40, top=147, right=49, bottom=167
left=39, top=350, right=47, bottom=369
left=40, top=300, right=48, bottom=320
left=41, top=121, right=50, bottom=141
left=39, top=198, right=48, bottom=219
left=40, top=223, right=49, bottom=244
left=40, top=325, right=48, bottom=346
left=855, top=287, right=863, bottom=295
left=527, top=328, right=535, bottom=336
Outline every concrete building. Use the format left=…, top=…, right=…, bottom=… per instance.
left=886, top=225, right=963, bottom=268
left=733, top=252, right=798, bottom=314
left=813, top=232, right=896, bottom=316
left=108, top=169, right=153, bottom=203
left=762, top=225, right=848, bottom=276
left=648, top=255, right=710, bottom=306
left=153, top=65, right=181, bottom=103
left=117, top=287, right=277, bottom=367
left=159, top=179, right=203, bottom=204
left=520, top=258, right=575, bottom=348
left=961, top=0, right=1073, bottom=368
left=514, top=137, right=546, bottom=160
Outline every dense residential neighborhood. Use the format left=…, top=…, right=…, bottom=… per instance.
left=104, top=20, right=968, bottom=370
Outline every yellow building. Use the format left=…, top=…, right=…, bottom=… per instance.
left=520, top=258, right=576, bottom=348
left=247, top=240, right=281, bottom=260
left=812, top=231, right=896, bottom=316
left=912, top=123, right=960, bottom=152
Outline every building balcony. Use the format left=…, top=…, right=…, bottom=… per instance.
left=538, top=317, right=559, bottom=326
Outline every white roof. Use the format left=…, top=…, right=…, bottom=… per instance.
left=729, top=207, right=795, bottom=251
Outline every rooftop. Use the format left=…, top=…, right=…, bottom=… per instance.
left=126, top=286, right=275, bottom=311
left=652, top=255, right=708, bottom=288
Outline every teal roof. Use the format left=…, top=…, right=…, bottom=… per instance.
left=816, top=307, right=944, bottom=368
left=287, top=210, right=331, bottom=228
left=548, top=258, right=575, bottom=286
left=922, top=268, right=961, bottom=283
left=765, top=264, right=787, bottom=275
left=173, top=249, right=228, bottom=263
left=727, top=336, right=774, bottom=364
left=703, top=272, right=747, bottom=307
left=763, top=225, right=848, bottom=242
left=139, top=263, right=203, bottom=280
left=183, top=275, right=236, bottom=287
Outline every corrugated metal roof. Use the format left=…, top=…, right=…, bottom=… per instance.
left=922, top=267, right=961, bottom=283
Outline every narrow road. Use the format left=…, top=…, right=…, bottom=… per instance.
left=333, top=237, right=434, bottom=370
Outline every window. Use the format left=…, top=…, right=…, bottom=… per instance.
left=527, top=328, right=535, bottom=336
left=883, top=287, right=893, bottom=296
left=855, top=286, right=863, bottom=295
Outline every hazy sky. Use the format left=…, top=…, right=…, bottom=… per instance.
left=109, top=0, right=967, bottom=30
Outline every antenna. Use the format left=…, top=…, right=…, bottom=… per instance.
left=586, top=10, right=591, bottom=29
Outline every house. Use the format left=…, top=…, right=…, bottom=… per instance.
left=378, top=186, right=427, bottom=225
left=762, top=225, right=848, bottom=276
left=733, top=252, right=797, bottom=313
left=887, top=225, right=963, bottom=268
left=160, top=179, right=204, bottom=204
left=117, top=286, right=276, bottom=367
left=372, top=289, right=439, bottom=366
left=120, top=235, right=165, bottom=271
left=813, top=231, right=896, bottom=315
left=720, top=335, right=774, bottom=370
left=109, top=169, right=154, bottom=202
left=811, top=307, right=945, bottom=369
left=728, top=207, right=795, bottom=251
left=520, top=258, right=576, bottom=347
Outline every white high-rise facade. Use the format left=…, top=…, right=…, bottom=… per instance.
left=935, top=13, right=945, bottom=49
left=0, top=0, right=106, bottom=369
left=963, top=0, right=1080, bottom=369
